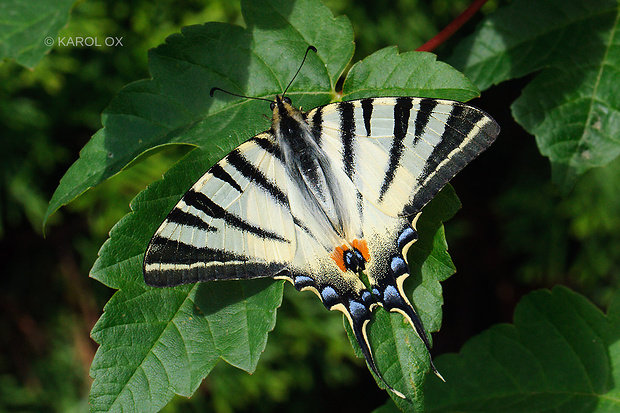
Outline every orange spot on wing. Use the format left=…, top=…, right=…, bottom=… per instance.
left=352, top=239, right=370, bottom=262
left=330, top=244, right=349, bottom=272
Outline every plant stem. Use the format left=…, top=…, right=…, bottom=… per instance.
left=416, top=0, right=490, bottom=52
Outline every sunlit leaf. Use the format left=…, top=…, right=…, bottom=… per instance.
left=343, top=46, right=479, bottom=102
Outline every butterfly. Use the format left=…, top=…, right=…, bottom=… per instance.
left=143, top=47, right=500, bottom=397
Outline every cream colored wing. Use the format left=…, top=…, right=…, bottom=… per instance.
left=143, top=133, right=297, bottom=286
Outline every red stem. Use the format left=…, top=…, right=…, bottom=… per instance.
left=416, top=0, right=490, bottom=52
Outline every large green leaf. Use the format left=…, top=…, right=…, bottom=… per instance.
left=88, top=145, right=286, bottom=413
left=69, top=0, right=490, bottom=410
left=420, top=286, right=620, bottom=412
left=0, top=0, right=75, bottom=68
left=448, top=0, right=620, bottom=189
left=90, top=278, right=283, bottom=412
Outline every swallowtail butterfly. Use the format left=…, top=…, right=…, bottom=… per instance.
left=143, top=47, right=500, bottom=397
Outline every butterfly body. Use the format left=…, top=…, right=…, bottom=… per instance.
left=143, top=93, right=499, bottom=396
left=273, top=96, right=358, bottom=247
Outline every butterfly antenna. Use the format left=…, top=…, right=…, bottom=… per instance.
left=282, top=46, right=317, bottom=97
left=209, top=87, right=273, bottom=103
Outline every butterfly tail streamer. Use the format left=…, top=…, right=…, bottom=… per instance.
left=344, top=301, right=407, bottom=399
left=381, top=232, right=446, bottom=381
left=292, top=267, right=409, bottom=398
left=382, top=290, right=445, bottom=382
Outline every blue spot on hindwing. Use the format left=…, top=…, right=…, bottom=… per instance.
left=397, top=227, right=418, bottom=248
left=349, top=300, right=368, bottom=319
left=361, top=290, right=377, bottom=307
left=294, top=275, right=314, bottom=289
left=320, top=286, right=340, bottom=307
left=383, top=285, right=400, bottom=305
left=390, top=256, right=408, bottom=275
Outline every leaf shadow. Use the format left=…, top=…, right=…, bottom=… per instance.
left=192, top=278, right=281, bottom=317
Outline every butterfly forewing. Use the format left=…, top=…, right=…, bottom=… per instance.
left=143, top=134, right=297, bottom=286
left=309, top=97, right=499, bottom=218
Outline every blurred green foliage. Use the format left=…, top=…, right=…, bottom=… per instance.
left=1, top=0, right=619, bottom=412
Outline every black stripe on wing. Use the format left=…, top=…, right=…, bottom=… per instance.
left=144, top=236, right=286, bottom=286
left=183, top=190, right=290, bottom=242
left=338, top=101, right=356, bottom=178
left=165, top=208, right=218, bottom=232
left=413, top=98, right=438, bottom=145
left=336, top=101, right=367, bottom=225
left=252, top=135, right=284, bottom=163
left=146, top=236, right=247, bottom=266
left=361, top=98, right=373, bottom=136
left=378, top=97, right=413, bottom=202
left=226, top=148, right=288, bottom=206
left=418, top=105, right=483, bottom=184
left=292, top=216, right=314, bottom=238
left=210, top=163, right=243, bottom=193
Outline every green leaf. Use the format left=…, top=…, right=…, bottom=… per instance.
left=448, top=0, right=620, bottom=188
left=89, top=146, right=288, bottom=413
left=90, top=280, right=283, bottom=412
left=85, top=1, right=351, bottom=411
left=0, top=0, right=75, bottom=68
left=346, top=186, right=459, bottom=411
left=74, top=0, right=492, bottom=410
left=242, top=0, right=354, bottom=89
left=343, top=47, right=480, bottom=102
left=424, top=286, right=620, bottom=412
